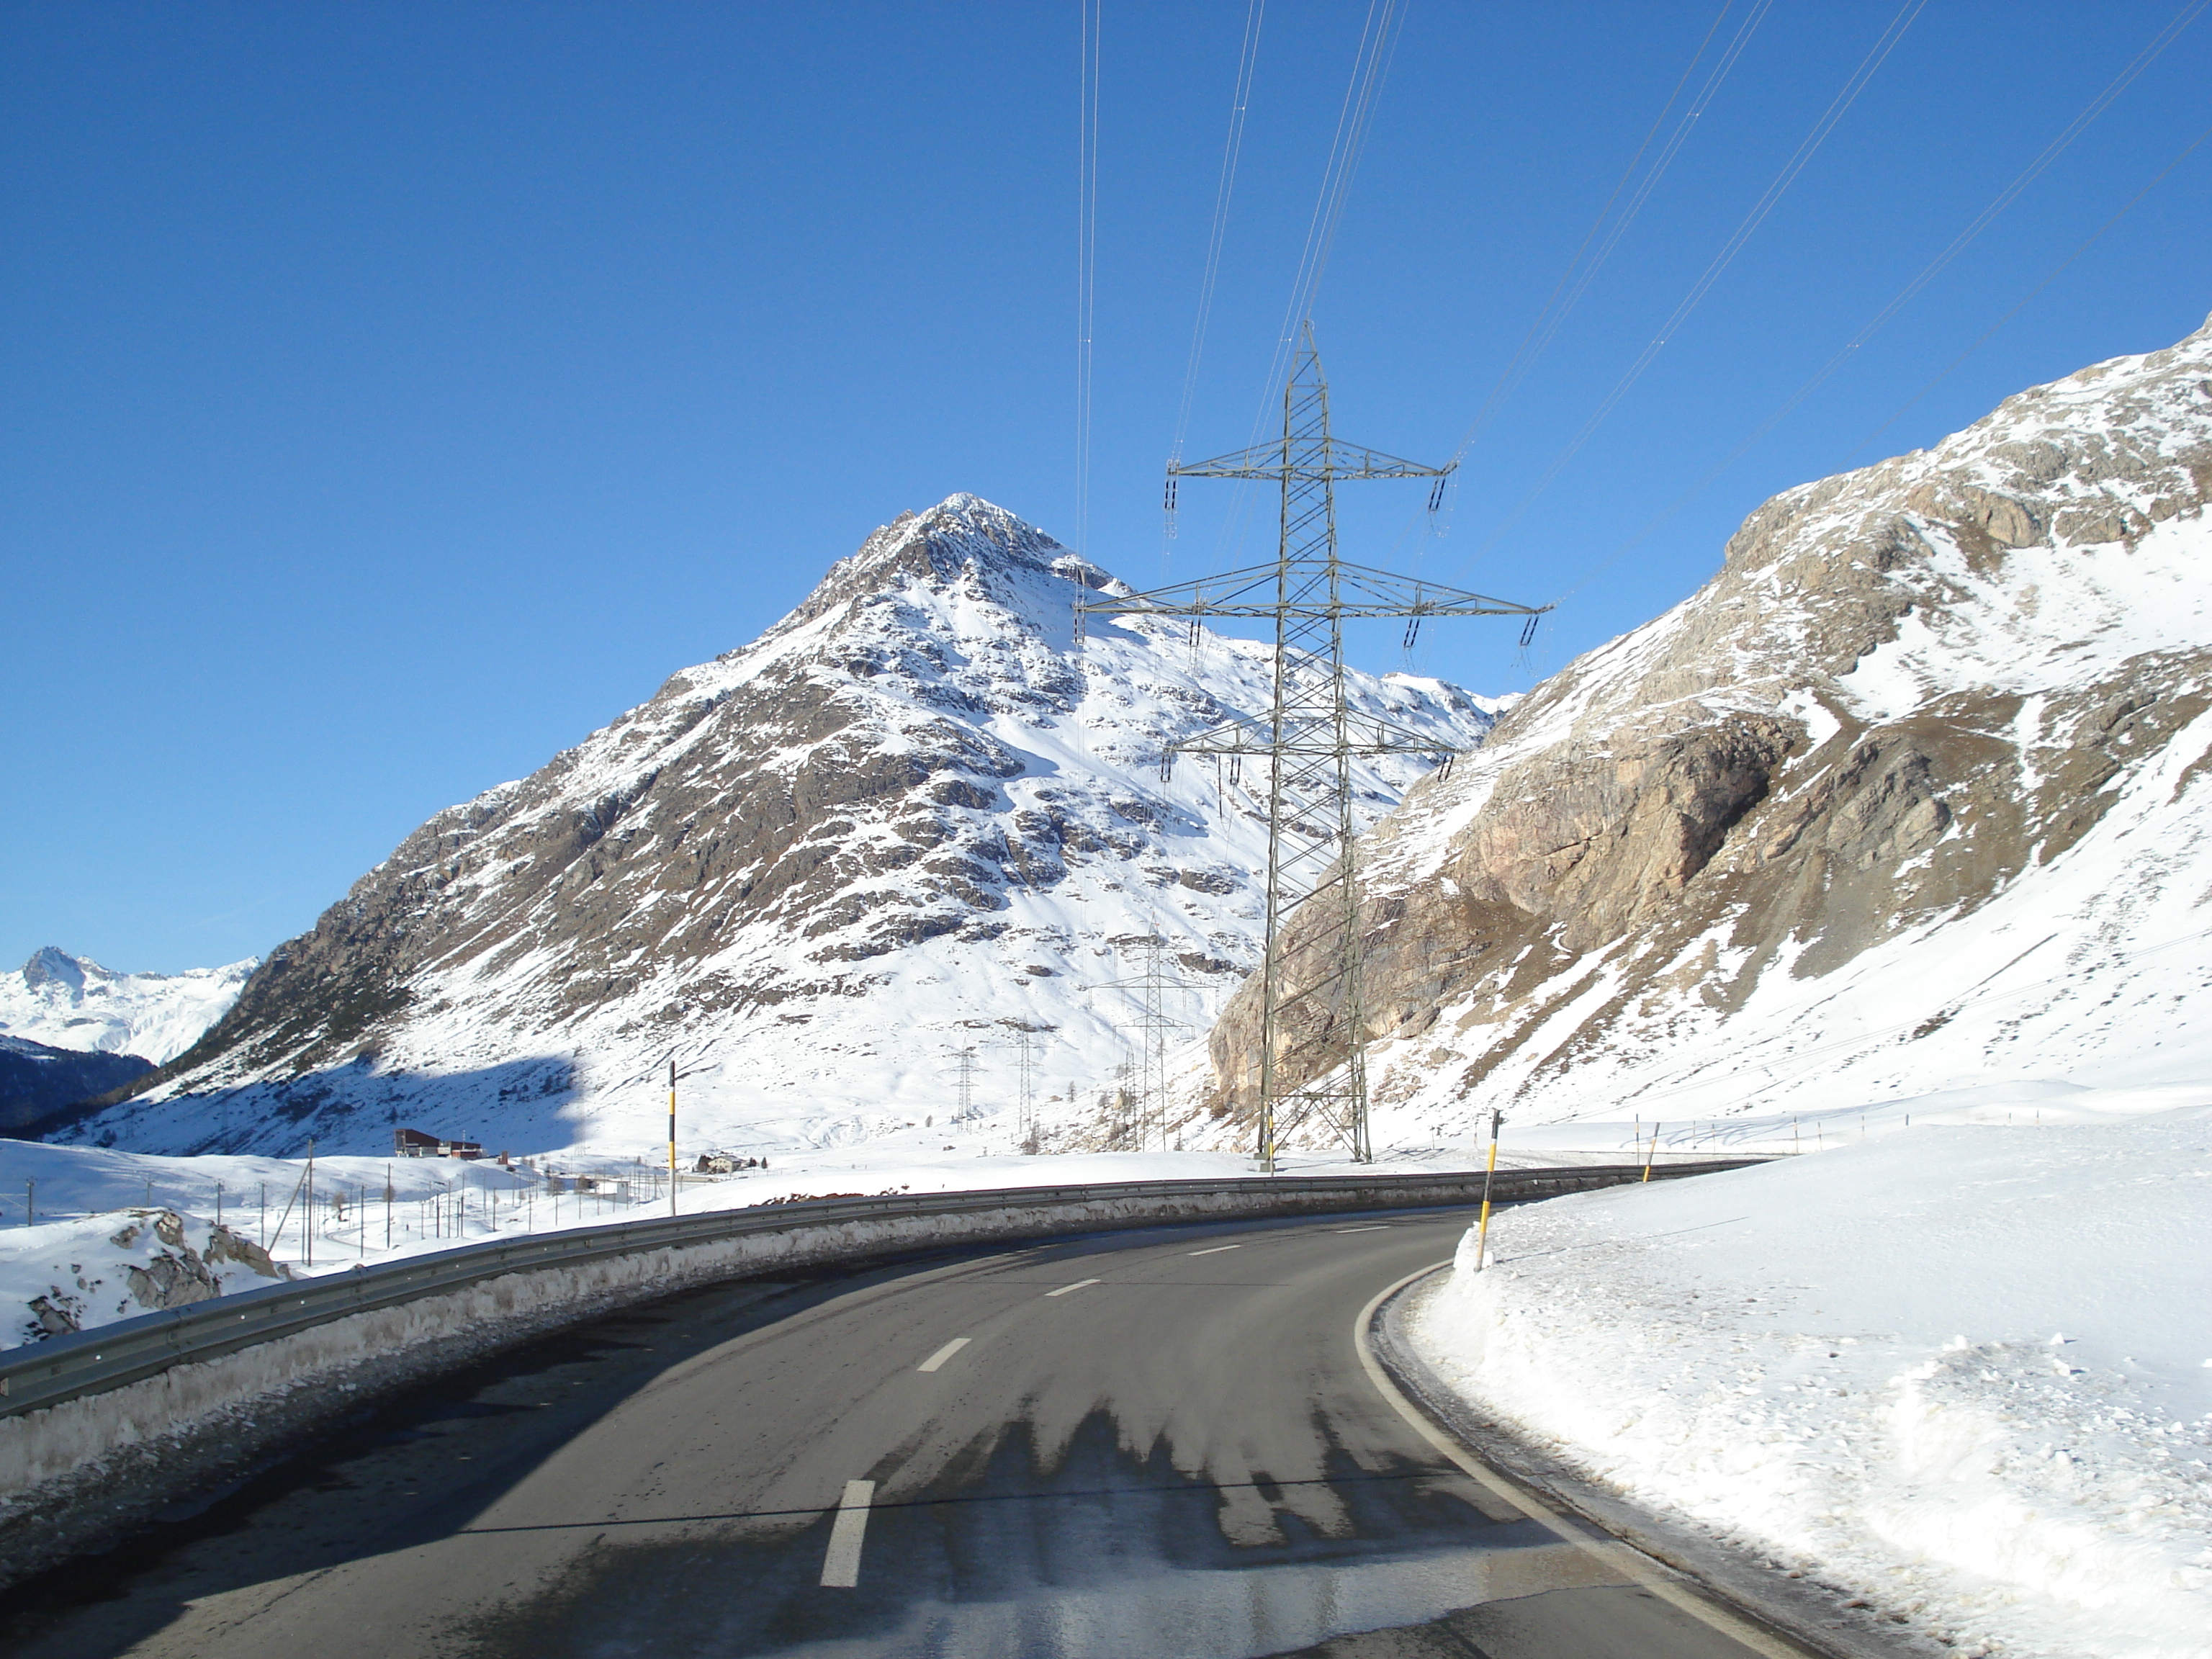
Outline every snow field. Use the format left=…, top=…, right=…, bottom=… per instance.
left=0, top=1131, right=1459, bottom=1349
left=1408, top=1094, right=2212, bottom=1659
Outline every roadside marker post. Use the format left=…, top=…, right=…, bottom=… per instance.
left=667, top=1058, right=678, bottom=1219
left=1642, top=1123, right=1659, bottom=1182
left=1473, top=1110, right=1503, bottom=1270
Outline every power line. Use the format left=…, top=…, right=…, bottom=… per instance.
left=1074, top=0, right=1103, bottom=553
left=1167, top=0, right=1267, bottom=508
left=1204, top=0, right=1410, bottom=577
left=1446, top=0, right=1772, bottom=473
left=950, top=1046, right=978, bottom=1121
left=1455, top=0, right=1929, bottom=575
left=1084, top=331, right=1544, bottom=1169
left=1845, top=120, right=2212, bottom=463
left=1273, top=0, right=1406, bottom=349
left=1537, top=2, right=2210, bottom=611
left=1082, top=931, right=1200, bottom=1152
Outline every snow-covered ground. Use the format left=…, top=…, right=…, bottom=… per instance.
left=1409, top=1084, right=2212, bottom=1659
left=0, top=948, right=254, bottom=1064
left=0, top=1120, right=1454, bottom=1351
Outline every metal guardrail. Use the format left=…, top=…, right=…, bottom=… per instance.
left=0, top=1162, right=1758, bottom=1423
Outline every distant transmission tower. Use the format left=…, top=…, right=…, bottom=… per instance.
left=1012, top=1028, right=1035, bottom=1148
left=989, top=1026, right=1046, bottom=1152
left=1083, top=932, right=1199, bottom=1151
left=951, top=1046, right=978, bottom=1121
left=1080, top=325, right=1546, bottom=1170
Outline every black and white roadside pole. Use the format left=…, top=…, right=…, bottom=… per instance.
left=1473, top=1110, right=1503, bottom=1271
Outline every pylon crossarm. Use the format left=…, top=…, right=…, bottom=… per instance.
left=1170, top=438, right=1455, bottom=480
left=1331, top=562, right=1552, bottom=617
left=1169, top=709, right=1469, bottom=760
left=1076, top=562, right=1295, bottom=619
left=1081, top=559, right=1549, bottom=621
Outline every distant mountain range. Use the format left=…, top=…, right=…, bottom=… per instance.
left=0, top=948, right=255, bottom=1067
left=0, top=950, right=253, bottom=1134
left=58, top=495, right=1500, bottom=1158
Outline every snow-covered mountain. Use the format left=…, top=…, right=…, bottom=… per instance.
left=1218, top=310, right=2212, bottom=1138
left=0, top=949, right=256, bottom=1067
left=63, top=495, right=1498, bottom=1157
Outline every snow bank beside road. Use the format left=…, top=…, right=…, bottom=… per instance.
left=3, top=1209, right=289, bottom=1344
left=1407, top=1104, right=2212, bottom=1659
left=0, top=1136, right=1442, bottom=1349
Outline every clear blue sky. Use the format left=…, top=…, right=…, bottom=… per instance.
left=6, top=1, right=2208, bottom=974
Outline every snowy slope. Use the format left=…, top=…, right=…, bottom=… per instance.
left=1256, top=310, right=2212, bottom=1146
left=60, top=496, right=1496, bottom=1159
left=0, top=1036, right=152, bottom=1133
left=0, top=1117, right=1447, bottom=1349
left=4, top=1205, right=292, bottom=1347
left=1411, top=1094, right=2212, bottom=1659
left=0, top=948, right=256, bottom=1066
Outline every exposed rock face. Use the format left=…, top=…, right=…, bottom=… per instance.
left=68, top=495, right=1497, bottom=1156
left=13, top=1210, right=289, bottom=1344
left=1211, top=313, right=2212, bottom=1130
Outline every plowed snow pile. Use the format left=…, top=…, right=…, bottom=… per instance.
left=1408, top=1097, right=2212, bottom=1659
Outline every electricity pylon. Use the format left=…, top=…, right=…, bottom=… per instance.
left=1082, top=932, right=1200, bottom=1151
left=950, top=1046, right=978, bottom=1121
left=987, top=1025, right=1048, bottom=1152
left=1080, top=324, right=1547, bottom=1170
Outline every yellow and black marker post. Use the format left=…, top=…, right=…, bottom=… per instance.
left=1473, top=1110, right=1503, bottom=1270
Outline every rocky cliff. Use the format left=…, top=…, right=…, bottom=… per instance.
left=1210, top=312, right=2212, bottom=1136
left=67, top=495, right=1496, bottom=1157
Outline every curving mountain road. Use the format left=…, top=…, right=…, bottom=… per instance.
left=0, top=1208, right=1809, bottom=1658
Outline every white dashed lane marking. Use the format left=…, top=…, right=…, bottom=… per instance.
left=1187, top=1244, right=1243, bottom=1256
left=819, top=1479, right=876, bottom=1588
left=917, top=1338, right=971, bottom=1372
left=1044, top=1278, right=1100, bottom=1298
left=1333, top=1225, right=1390, bottom=1233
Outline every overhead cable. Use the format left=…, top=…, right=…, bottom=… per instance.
left=1455, top=0, right=1928, bottom=575
left=1846, top=120, right=2212, bottom=462
left=1168, top=0, right=1268, bottom=486
left=1210, top=0, right=1408, bottom=575
left=1074, top=0, right=1103, bottom=553
left=1255, top=0, right=1409, bottom=423
left=1538, top=1, right=2209, bottom=611
left=1447, top=0, right=1772, bottom=472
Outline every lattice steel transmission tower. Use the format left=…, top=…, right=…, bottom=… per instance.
left=950, top=1046, right=978, bottom=1121
left=989, top=1025, right=1046, bottom=1153
left=1080, top=325, right=1547, bottom=1170
left=1082, top=932, right=1199, bottom=1151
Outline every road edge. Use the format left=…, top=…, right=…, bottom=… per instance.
left=1362, top=1264, right=1929, bottom=1659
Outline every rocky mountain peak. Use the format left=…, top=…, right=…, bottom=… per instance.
left=3, top=950, right=254, bottom=1066
left=779, top=494, right=1120, bottom=641
left=68, top=498, right=1499, bottom=1158
left=21, top=948, right=87, bottom=992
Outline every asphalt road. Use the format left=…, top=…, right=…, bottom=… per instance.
left=0, top=1208, right=1810, bottom=1659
